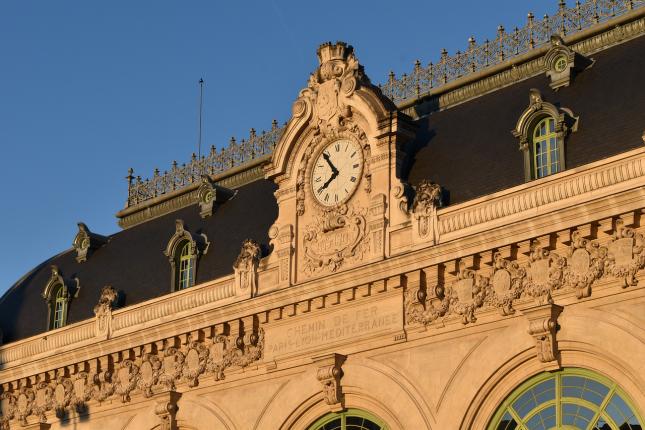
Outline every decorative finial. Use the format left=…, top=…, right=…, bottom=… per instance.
left=316, top=41, right=351, bottom=65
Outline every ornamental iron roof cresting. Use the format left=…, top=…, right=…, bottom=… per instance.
left=125, top=0, right=644, bottom=208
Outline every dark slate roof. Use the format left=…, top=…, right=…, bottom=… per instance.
left=2, top=35, right=644, bottom=345
left=405, top=34, right=645, bottom=204
left=0, top=179, right=278, bottom=343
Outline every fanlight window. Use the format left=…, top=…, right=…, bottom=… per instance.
left=489, top=368, right=643, bottom=430
left=308, top=409, right=388, bottom=430
left=50, top=285, right=68, bottom=329
left=176, top=241, right=195, bottom=290
left=533, top=117, right=561, bottom=179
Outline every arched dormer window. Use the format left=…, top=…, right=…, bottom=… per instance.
left=513, top=89, right=578, bottom=181
left=176, top=241, right=196, bottom=290
left=164, top=220, right=209, bottom=292
left=52, top=285, right=68, bottom=329
left=532, top=117, right=561, bottom=178
left=42, top=265, right=72, bottom=330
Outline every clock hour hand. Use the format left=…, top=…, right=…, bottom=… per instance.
left=317, top=168, right=338, bottom=194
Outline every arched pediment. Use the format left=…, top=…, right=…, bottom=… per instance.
left=265, top=41, right=395, bottom=181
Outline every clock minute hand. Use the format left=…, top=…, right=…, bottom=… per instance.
left=322, top=152, right=339, bottom=175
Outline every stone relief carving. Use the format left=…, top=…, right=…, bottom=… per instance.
left=605, top=218, right=645, bottom=288
left=447, top=261, right=489, bottom=324
left=404, top=277, right=449, bottom=327
left=524, top=240, right=566, bottom=305
left=521, top=303, right=563, bottom=364
left=208, top=328, right=265, bottom=381
left=0, top=326, right=265, bottom=427
left=114, top=360, right=139, bottom=402
left=93, top=285, right=118, bottom=339
left=138, top=353, right=162, bottom=398
left=313, top=353, right=346, bottom=411
left=233, top=239, right=261, bottom=297
left=72, top=222, right=108, bottom=263
left=485, top=252, right=525, bottom=316
left=411, top=180, right=442, bottom=246
left=406, top=217, right=644, bottom=329
left=153, top=391, right=180, bottom=430
left=564, top=230, right=607, bottom=298
left=303, top=204, right=369, bottom=274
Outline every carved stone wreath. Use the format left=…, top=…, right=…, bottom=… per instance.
left=605, top=218, right=645, bottom=288
left=446, top=261, right=489, bottom=324
left=303, top=204, right=369, bottom=274
left=564, top=230, right=607, bottom=298
left=524, top=240, right=566, bottom=305
left=484, top=252, right=525, bottom=316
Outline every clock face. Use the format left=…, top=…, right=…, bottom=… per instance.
left=311, top=139, right=363, bottom=206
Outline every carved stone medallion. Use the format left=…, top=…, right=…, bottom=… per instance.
left=303, top=204, right=368, bottom=274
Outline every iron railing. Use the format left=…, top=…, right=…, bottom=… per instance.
left=126, top=0, right=644, bottom=208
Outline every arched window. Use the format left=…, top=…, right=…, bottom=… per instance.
left=176, top=241, right=195, bottom=290
left=164, top=220, right=208, bottom=292
left=532, top=117, right=561, bottom=179
left=42, top=265, right=71, bottom=330
left=513, top=89, right=578, bottom=182
left=308, top=409, right=388, bottom=430
left=51, top=285, right=68, bottom=329
left=488, top=368, right=643, bottom=430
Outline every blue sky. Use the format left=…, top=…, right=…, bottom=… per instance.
left=0, top=0, right=550, bottom=295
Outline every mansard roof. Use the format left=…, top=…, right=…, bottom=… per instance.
left=1, top=24, right=644, bottom=345
left=406, top=34, right=645, bottom=204
left=0, top=179, right=277, bottom=343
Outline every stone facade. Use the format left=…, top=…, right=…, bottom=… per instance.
left=2, top=5, right=645, bottom=430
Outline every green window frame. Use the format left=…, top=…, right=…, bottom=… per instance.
left=532, top=117, right=561, bottom=179
left=308, top=408, right=388, bottom=430
left=488, top=368, right=643, bottom=430
left=51, top=285, right=67, bottom=329
left=176, top=241, right=195, bottom=290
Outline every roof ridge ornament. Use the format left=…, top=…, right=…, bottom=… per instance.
left=73, top=222, right=108, bottom=263
left=544, top=34, right=594, bottom=90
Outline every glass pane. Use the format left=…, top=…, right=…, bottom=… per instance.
left=496, top=412, right=518, bottom=430
left=593, top=417, right=612, bottom=430
left=525, top=404, right=555, bottom=430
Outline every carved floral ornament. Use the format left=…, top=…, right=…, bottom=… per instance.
left=0, top=324, right=265, bottom=428
left=405, top=217, right=645, bottom=330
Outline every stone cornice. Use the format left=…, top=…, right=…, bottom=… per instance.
left=1, top=149, right=643, bottom=377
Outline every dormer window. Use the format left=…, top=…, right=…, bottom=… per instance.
left=532, top=117, right=561, bottom=178
left=42, top=266, right=72, bottom=330
left=51, top=285, right=68, bottom=329
left=164, top=220, right=209, bottom=292
left=513, top=89, right=578, bottom=181
left=177, top=241, right=196, bottom=290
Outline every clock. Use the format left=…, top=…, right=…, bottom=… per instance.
left=311, top=138, right=363, bottom=206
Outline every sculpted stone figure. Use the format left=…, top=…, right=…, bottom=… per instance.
left=412, top=180, right=442, bottom=246
left=233, top=239, right=261, bottom=297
